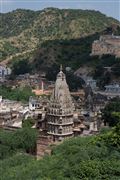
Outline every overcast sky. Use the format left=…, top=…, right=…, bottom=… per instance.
left=0, top=0, right=120, bottom=21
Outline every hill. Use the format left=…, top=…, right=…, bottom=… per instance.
left=0, top=8, right=120, bottom=65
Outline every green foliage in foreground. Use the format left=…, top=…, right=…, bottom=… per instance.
left=95, top=123, right=120, bottom=148
left=0, top=128, right=38, bottom=159
left=0, top=85, right=35, bottom=103
left=1, top=128, right=120, bottom=180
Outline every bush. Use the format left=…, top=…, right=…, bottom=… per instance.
left=0, top=85, right=35, bottom=103
left=22, top=117, right=36, bottom=128
left=102, top=98, right=120, bottom=126
left=0, top=128, right=38, bottom=159
left=1, top=135, right=120, bottom=179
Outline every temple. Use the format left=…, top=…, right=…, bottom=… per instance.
left=46, top=65, right=74, bottom=141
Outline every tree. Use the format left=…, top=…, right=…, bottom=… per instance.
left=45, top=63, right=59, bottom=81
left=102, top=98, right=120, bottom=126
left=12, top=59, right=31, bottom=75
left=45, top=64, right=85, bottom=91
left=22, top=117, right=36, bottom=128
left=0, top=85, right=35, bottom=103
left=66, top=71, right=85, bottom=91
left=0, top=128, right=38, bottom=159
left=110, top=122, right=120, bottom=147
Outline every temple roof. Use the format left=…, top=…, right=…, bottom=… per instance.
left=50, top=66, right=74, bottom=111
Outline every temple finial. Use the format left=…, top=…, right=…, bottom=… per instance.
left=60, top=64, right=63, bottom=71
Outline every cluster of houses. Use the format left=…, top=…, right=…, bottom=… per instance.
left=0, top=69, right=120, bottom=130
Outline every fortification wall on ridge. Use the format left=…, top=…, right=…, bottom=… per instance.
left=91, top=35, right=120, bottom=57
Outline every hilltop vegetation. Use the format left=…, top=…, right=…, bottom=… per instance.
left=0, top=8, right=120, bottom=88
left=0, top=8, right=119, bottom=63
left=0, top=9, right=39, bottom=38
left=1, top=8, right=118, bottom=38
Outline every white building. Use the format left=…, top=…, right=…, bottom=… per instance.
left=97, top=84, right=120, bottom=98
left=29, top=96, right=42, bottom=111
left=0, top=66, right=11, bottom=77
left=105, top=84, right=120, bottom=94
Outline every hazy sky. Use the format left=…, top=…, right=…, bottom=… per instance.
left=0, top=0, right=120, bottom=21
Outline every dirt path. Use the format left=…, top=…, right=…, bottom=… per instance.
left=0, top=49, right=35, bottom=66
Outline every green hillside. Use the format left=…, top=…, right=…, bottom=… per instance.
left=0, top=8, right=120, bottom=63
left=33, top=33, right=100, bottom=70
left=0, top=9, right=38, bottom=38
left=33, top=33, right=120, bottom=88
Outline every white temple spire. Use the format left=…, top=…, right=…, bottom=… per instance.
left=47, top=66, right=74, bottom=141
left=60, top=64, right=63, bottom=72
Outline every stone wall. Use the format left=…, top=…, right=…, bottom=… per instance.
left=36, top=135, right=53, bottom=159
left=91, top=35, right=120, bottom=58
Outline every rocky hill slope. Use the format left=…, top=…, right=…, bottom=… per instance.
left=0, top=8, right=120, bottom=66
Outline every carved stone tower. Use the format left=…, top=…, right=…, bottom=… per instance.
left=46, top=66, right=74, bottom=141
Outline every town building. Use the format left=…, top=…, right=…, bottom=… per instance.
left=95, top=84, right=120, bottom=99
left=29, top=96, right=42, bottom=111
left=0, top=65, right=11, bottom=77
left=0, top=96, right=23, bottom=127
left=105, top=84, right=120, bottom=94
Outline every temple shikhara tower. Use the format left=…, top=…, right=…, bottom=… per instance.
left=36, top=66, right=102, bottom=157
left=46, top=65, right=74, bottom=141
